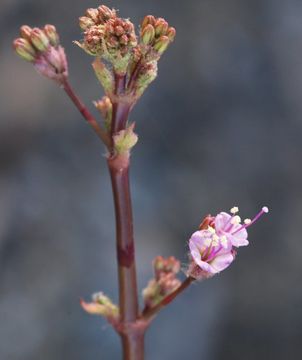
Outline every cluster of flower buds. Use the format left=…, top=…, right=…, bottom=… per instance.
left=13, top=25, right=68, bottom=83
left=76, top=5, right=175, bottom=102
left=77, top=5, right=137, bottom=74
left=80, top=291, right=119, bottom=323
left=188, top=206, right=269, bottom=279
left=143, top=256, right=181, bottom=309
left=140, top=15, right=176, bottom=60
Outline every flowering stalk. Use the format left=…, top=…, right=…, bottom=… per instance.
left=12, top=4, right=269, bottom=360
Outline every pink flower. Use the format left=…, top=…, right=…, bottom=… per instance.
left=188, top=206, right=269, bottom=277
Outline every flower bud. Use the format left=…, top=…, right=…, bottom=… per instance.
left=20, top=25, right=32, bottom=40
left=86, top=8, right=99, bottom=23
left=153, top=35, right=170, bottom=54
left=141, top=24, right=155, bottom=45
left=166, top=27, right=176, bottom=42
left=30, top=27, right=49, bottom=51
left=79, top=16, right=95, bottom=30
left=13, top=38, right=36, bottom=62
left=154, top=18, right=168, bottom=36
left=141, top=15, right=156, bottom=28
left=98, top=5, right=116, bottom=22
left=81, top=292, right=119, bottom=320
left=44, top=24, right=59, bottom=46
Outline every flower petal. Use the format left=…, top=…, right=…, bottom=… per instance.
left=210, top=252, right=234, bottom=272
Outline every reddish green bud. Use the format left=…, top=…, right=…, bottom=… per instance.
left=86, top=8, right=99, bottom=22
left=44, top=24, right=59, bottom=46
left=20, top=25, right=32, bottom=40
left=154, top=18, right=168, bottom=36
left=13, top=38, right=36, bottom=62
left=98, top=5, right=116, bottom=22
left=119, top=34, right=129, bottom=46
left=30, top=28, right=49, bottom=51
left=81, top=292, right=119, bottom=320
left=141, top=15, right=156, bottom=28
left=114, top=25, right=124, bottom=36
left=153, top=35, right=170, bottom=54
left=141, top=24, right=155, bottom=45
left=79, top=16, right=95, bottom=30
left=166, top=27, right=176, bottom=41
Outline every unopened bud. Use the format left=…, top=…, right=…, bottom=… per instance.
left=81, top=292, right=119, bottom=320
left=98, top=5, right=116, bottom=22
left=20, top=25, right=32, bottom=40
left=153, top=36, right=170, bottom=54
left=79, top=16, right=95, bottom=30
left=154, top=18, right=168, bottom=36
left=153, top=256, right=180, bottom=279
left=141, top=24, right=155, bottom=45
left=141, top=15, right=156, bottom=29
left=166, top=27, right=176, bottom=41
left=115, top=25, right=125, bottom=36
left=13, top=38, right=36, bottom=62
left=30, top=28, right=49, bottom=51
left=44, top=25, right=59, bottom=46
left=86, top=8, right=99, bottom=23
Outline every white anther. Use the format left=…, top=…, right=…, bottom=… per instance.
left=230, top=206, right=239, bottom=214
left=208, top=226, right=215, bottom=234
left=262, top=206, right=269, bottom=213
left=244, top=218, right=251, bottom=224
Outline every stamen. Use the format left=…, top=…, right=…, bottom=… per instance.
left=208, top=226, right=215, bottom=234
left=244, top=218, right=251, bottom=224
left=230, top=206, right=239, bottom=214
left=232, top=206, right=269, bottom=235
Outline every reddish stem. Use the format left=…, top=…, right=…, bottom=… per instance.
left=111, top=74, right=132, bottom=136
left=108, top=73, right=141, bottom=359
left=62, top=78, right=111, bottom=148
left=142, top=277, right=195, bottom=320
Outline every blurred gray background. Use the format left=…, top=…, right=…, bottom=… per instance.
left=0, top=0, right=301, bottom=359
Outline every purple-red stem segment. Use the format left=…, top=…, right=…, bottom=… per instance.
left=62, top=78, right=111, bottom=148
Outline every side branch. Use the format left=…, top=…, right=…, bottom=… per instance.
left=62, top=78, right=111, bottom=148
left=142, top=276, right=195, bottom=320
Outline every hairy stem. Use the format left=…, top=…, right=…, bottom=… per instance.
left=142, top=277, right=195, bottom=320
left=62, top=78, right=111, bottom=148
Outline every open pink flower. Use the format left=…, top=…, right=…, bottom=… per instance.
left=188, top=206, right=269, bottom=277
left=189, top=229, right=234, bottom=274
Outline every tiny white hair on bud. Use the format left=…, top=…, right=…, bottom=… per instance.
left=230, top=206, right=239, bottom=214
left=262, top=206, right=269, bottom=213
left=244, top=218, right=251, bottom=224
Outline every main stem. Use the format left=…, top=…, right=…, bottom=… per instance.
left=108, top=74, right=144, bottom=359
